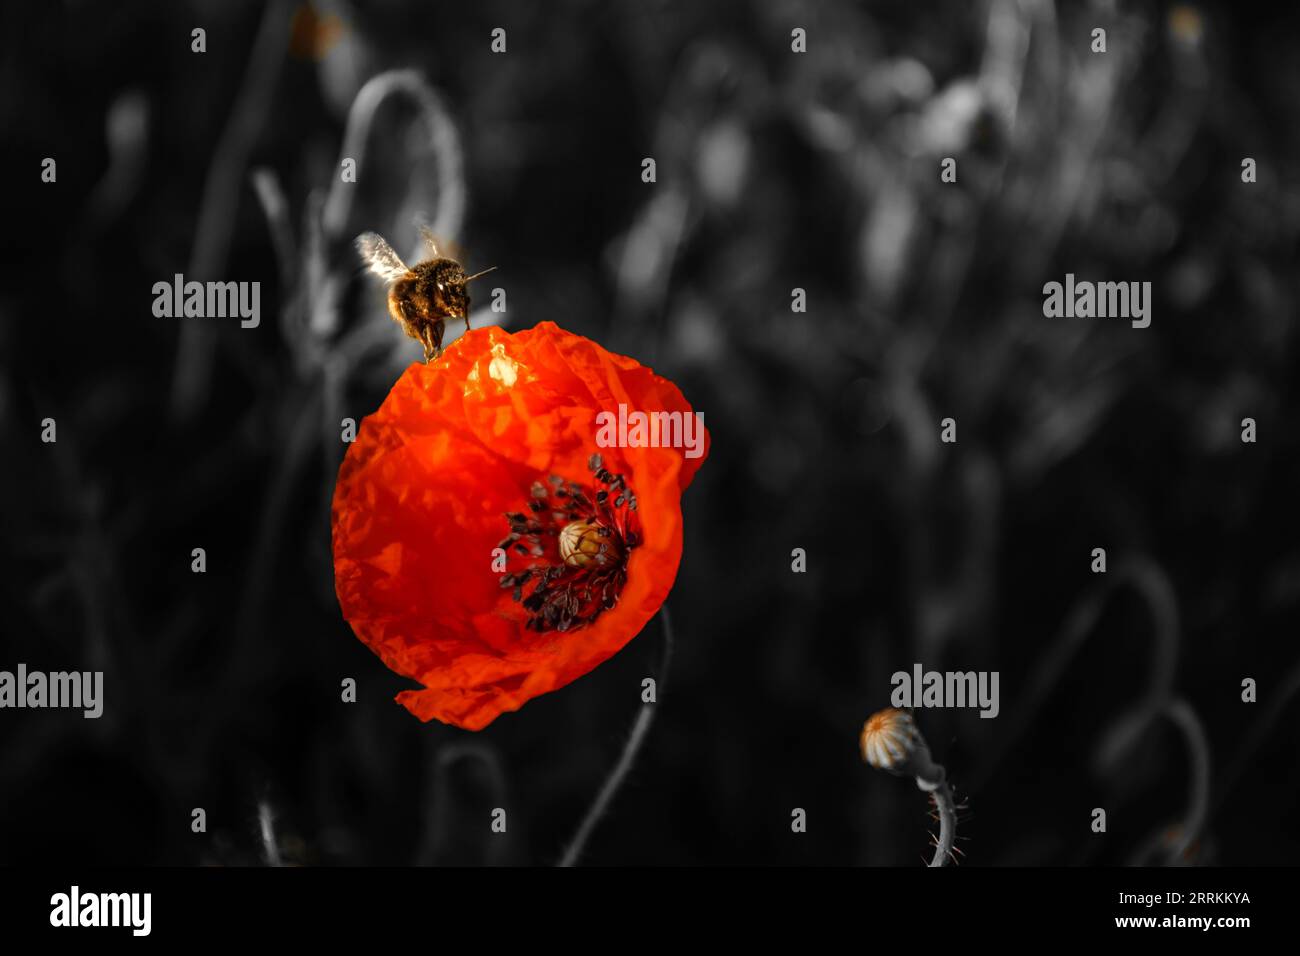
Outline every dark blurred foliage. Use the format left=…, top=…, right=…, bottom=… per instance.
left=1, top=0, right=1298, bottom=866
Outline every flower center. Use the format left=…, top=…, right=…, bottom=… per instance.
left=498, top=453, right=640, bottom=632
left=559, top=519, right=624, bottom=568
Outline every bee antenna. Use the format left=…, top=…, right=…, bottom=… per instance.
left=463, top=266, right=497, bottom=283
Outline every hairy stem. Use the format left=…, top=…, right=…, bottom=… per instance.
left=557, top=606, right=674, bottom=867
left=926, top=778, right=957, bottom=868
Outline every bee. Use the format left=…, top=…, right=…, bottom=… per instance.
left=356, top=225, right=496, bottom=362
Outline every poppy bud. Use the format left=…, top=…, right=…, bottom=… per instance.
left=861, top=707, right=959, bottom=866
left=860, top=707, right=944, bottom=787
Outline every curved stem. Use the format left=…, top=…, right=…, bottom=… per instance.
left=1160, top=698, right=1211, bottom=865
left=925, top=779, right=957, bottom=868
left=257, top=800, right=281, bottom=867
left=557, top=606, right=674, bottom=867
left=420, top=741, right=507, bottom=866
left=1122, top=697, right=1211, bottom=865
left=972, top=556, right=1178, bottom=791
left=322, top=69, right=465, bottom=244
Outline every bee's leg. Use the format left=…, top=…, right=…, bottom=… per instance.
left=418, top=320, right=445, bottom=363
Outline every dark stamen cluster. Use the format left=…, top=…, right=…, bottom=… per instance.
left=497, top=454, right=640, bottom=632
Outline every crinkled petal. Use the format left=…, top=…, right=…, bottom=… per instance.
left=331, top=321, right=707, bottom=729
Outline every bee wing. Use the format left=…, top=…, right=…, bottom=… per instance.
left=356, top=232, right=410, bottom=283
left=417, top=223, right=441, bottom=259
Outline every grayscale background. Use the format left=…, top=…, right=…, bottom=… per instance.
left=1, top=0, right=1298, bottom=865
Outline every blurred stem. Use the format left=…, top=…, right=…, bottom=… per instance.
left=322, top=69, right=465, bottom=244
left=258, top=800, right=281, bottom=867
left=170, top=0, right=291, bottom=421
left=249, top=167, right=297, bottom=291
left=1212, top=658, right=1300, bottom=819
left=972, top=556, right=1178, bottom=791
left=218, top=387, right=323, bottom=693
left=1159, top=698, right=1210, bottom=865
left=557, top=606, right=674, bottom=867
left=421, top=741, right=507, bottom=866
left=1118, top=697, right=1211, bottom=865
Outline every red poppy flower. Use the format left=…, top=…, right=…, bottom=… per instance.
left=331, top=321, right=708, bottom=730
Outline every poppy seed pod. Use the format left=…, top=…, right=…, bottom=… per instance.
left=860, top=707, right=944, bottom=787
left=558, top=518, right=621, bottom=568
